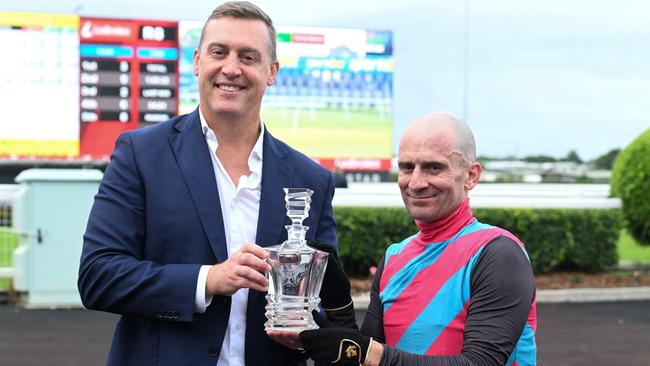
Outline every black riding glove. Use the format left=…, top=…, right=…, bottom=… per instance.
left=307, top=240, right=353, bottom=311
left=300, top=311, right=373, bottom=366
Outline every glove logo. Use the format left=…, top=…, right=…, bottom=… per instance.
left=345, top=344, right=358, bottom=359
left=334, top=339, right=361, bottom=363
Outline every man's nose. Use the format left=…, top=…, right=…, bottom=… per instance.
left=221, top=56, right=242, bottom=78
left=408, top=166, right=428, bottom=190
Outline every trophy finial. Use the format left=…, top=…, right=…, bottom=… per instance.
left=282, top=188, right=313, bottom=249
left=284, top=188, right=313, bottom=226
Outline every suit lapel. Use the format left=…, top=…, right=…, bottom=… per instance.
left=169, top=109, right=229, bottom=263
left=256, top=129, right=293, bottom=247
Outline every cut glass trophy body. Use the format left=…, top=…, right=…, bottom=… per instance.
left=264, top=188, right=329, bottom=332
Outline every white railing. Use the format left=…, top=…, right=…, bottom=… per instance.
left=333, top=183, right=621, bottom=209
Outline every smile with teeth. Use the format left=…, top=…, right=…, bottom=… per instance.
left=216, top=84, right=244, bottom=92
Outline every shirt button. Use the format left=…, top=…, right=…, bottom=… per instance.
left=208, top=346, right=219, bottom=357
left=235, top=324, right=242, bottom=331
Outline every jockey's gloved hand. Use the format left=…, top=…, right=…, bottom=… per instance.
left=300, top=311, right=372, bottom=366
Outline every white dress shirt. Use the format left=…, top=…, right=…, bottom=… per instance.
left=194, top=109, right=264, bottom=366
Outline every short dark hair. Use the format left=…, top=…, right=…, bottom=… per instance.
left=199, top=1, right=277, bottom=62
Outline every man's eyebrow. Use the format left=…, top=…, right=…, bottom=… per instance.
left=419, top=161, right=449, bottom=170
left=421, top=160, right=445, bottom=166
left=240, top=47, right=261, bottom=54
left=205, top=42, right=227, bottom=50
left=204, top=44, right=262, bottom=57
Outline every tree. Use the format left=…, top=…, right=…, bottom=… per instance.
left=563, top=150, right=583, bottom=164
left=591, top=149, right=620, bottom=170
left=523, top=155, right=556, bottom=163
left=611, top=129, right=650, bottom=245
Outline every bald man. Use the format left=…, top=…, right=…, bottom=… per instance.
left=299, top=112, right=537, bottom=365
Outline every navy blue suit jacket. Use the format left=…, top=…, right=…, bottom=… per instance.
left=78, top=109, right=338, bottom=366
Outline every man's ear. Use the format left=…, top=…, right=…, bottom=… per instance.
left=193, top=48, right=200, bottom=77
left=267, top=61, right=279, bottom=85
left=465, top=162, right=482, bottom=191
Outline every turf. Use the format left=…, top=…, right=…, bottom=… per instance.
left=617, top=229, right=650, bottom=263
left=0, top=228, right=20, bottom=291
left=262, top=106, right=393, bottom=158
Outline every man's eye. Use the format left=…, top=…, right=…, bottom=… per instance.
left=211, top=49, right=226, bottom=57
left=426, top=165, right=444, bottom=172
left=241, top=55, right=257, bottom=63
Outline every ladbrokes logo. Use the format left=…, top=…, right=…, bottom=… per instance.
left=80, top=19, right=135, bottom=41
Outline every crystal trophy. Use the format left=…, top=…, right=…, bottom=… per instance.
left=264, top=188, right=329, bottom=332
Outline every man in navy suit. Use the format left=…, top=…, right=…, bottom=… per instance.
left=78, top=2, right=337, bottom=365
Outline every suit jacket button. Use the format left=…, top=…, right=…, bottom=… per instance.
left=208, top=346, right=219, bottom=357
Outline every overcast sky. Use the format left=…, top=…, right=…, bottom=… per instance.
left=5, top=0, right=649, bottom=160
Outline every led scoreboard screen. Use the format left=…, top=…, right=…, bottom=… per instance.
left=0, top=12, right=79, bottom=158
left=78, top=17, right=178, bottom=158
left=270, top=26, right=394, bottom=171
left=1, top=11, right=393, bottom=171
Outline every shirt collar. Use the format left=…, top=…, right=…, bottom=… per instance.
left=415, top=198, right=475, bottom=244
left=199, top=109, right=264, bottom=167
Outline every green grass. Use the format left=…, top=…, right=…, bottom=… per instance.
left=262, top=106, right=393, bottom=158
left=617, top=229, right=650, bottom=263
left=0, top=228, right=20, bottom=291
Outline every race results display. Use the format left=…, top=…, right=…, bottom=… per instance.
left=78, top=17, right=178, bottom=158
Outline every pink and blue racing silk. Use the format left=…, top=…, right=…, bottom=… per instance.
left=379, top=200, right=537, bottom=365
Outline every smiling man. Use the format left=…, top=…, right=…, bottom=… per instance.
left=300, top=112, right=538, bottom=366
left=78, top=2, right=338, bottom=366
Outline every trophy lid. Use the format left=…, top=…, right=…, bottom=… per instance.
left=281, top=188, right=313, bottom=250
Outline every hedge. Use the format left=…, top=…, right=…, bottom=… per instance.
left=334, top=207, right=622, bottom=276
